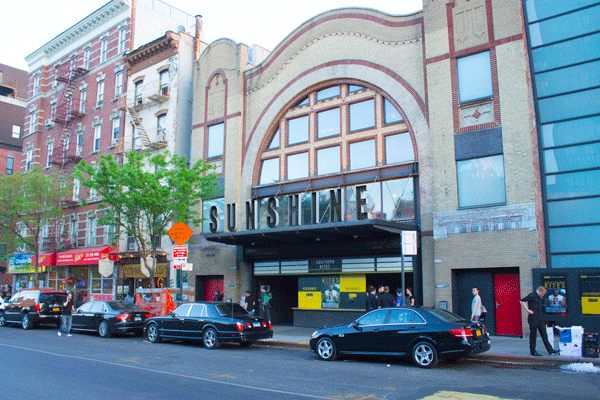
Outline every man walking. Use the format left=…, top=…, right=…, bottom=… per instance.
left=520, top=286, right=560, bottom=356
left=471, top=287, right=482, bottom=322
left=58, top=292, right=75, bottom=337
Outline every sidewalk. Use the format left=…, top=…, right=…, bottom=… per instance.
left=257, top=325, right=600, bottom=367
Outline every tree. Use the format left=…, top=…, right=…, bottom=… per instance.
left=74, top=151, right=218, bottom=288
left=0, top=168, right=67, bottom=287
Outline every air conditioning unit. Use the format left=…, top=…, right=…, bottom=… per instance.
left=45, top=119, right=55, bottom=127
left=128, top=242, right=136, bottom=251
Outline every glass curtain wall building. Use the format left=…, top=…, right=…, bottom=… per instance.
left=524, top=0, right=600, bottom=268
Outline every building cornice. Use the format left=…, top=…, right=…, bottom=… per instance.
left=124, top=32, right=179, bottom=75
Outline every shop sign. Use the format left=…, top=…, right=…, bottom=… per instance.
left=182, top=263, right=193, bottom=271
left=298, top=274, right=366, bottom=310
left=98, top=259, right=114, bottom=278
left=122, top=263, right=167, bottom=279
left=308, top=259, right=341, bottom=273
left=90, top=294, right=113, bottom=301
left=56, top=247, right=112, bottom=265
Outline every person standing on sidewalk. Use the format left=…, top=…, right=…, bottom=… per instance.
left=260, top=287, right=271, bottom=322
left=520, top=286, right=559, bottom=356
left=58, top=292, right=74, bottom=337
left=366, top=286, right=378, bottom=312
left=471, top=287, right=482, bottom=322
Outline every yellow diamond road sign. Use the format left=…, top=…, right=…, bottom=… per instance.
left=168, top=222, right=193, bottom=246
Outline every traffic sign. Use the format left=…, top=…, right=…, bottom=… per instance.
left=168, top=222, right=193, bottom=245
left=172, top=245, right=187, bottom=265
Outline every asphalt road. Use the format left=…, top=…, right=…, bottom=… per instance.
left=1, top=324, right=598, bottom=400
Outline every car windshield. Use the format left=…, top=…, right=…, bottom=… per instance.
left=425, top=308, right=466, bottom=323
left=216, top=303, right=249, bottom=317
left=107, top=301, right=143, bottom=312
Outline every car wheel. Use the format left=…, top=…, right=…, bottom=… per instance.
left=316, top=337, right=337, bottom=361
left=146, top=323, right=160, bottom=343
left=22, top=314, right=33, bottom=330
left=239, top=340, right=254, bottom=348
left=412, top=341, right=438, bottom=368
left=202, top=327, right=221, bottom=349
left=98, top=320, right=111, bottom=338
left=0, top=314, right=6, bottom=327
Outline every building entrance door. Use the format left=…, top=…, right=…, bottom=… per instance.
left=494, top=273, right=522, bottom=336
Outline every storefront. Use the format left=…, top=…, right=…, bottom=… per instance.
left=116, top=260, right=168, bottom=300
left=7, top=253, right=55, bottom=290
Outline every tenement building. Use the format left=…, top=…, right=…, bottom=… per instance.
left=189, top=0, right=544, bottom=334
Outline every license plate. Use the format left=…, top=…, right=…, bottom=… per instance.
left=476, top=330, right=482, bottom=336
left=52, top=308, right=60, bottom=312
left=252, top=322, right=260, bottom=328
left=135, top=316, right=141, bottom=321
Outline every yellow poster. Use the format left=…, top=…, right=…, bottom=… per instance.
left=340, top=274, right=366, bottom=293
left=298, top=292, right=321, bottom=309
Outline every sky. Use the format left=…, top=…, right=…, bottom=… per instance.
left=0, top=0, right=423, bottom=71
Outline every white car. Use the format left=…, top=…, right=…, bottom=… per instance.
left=0, top=297, right=7, bottom=311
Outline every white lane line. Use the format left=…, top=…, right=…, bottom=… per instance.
left=0, top=342, right=333, bottom=399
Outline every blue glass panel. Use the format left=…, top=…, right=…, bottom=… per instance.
left=549, top=225, right=600, bottom=252
left=547, top=197, right=600, bottom=226
left=293, top=97, right=309, bottom=108
left=457, top=155, right=506, bottom=208
left=382, top=178, right=414, bottom=221
left=259, top=158, right=279, bottom=185
left=317, top=146, right=340, bottom=176
left=349, top=85, right=366, bottom=93
left=544, top=142, right=600, bottom=173
left=316, top=87, right=340, bottom=102
left=541, top=115, right=600, bottom=148
left=317, top=108, right=340, bottom=139
left=267, top=128, right=280, bottom=150
left=551, top=253, right=600, bottom=268
left=384, top=98, right=403, bottom=124
left=349, top=99, right=375, bottom=131
left=529, top=5, right=600, bottom=47
left=538, top=87, right=600, bottom=123
left=287, top=116, right=309, bottom=145
left=526, top=0, right=597, bottom=22
left=349, top=139, right=376, bottom=170
left=536, top=60, right=600, bottom=98
left=532, top=32, right=600, bottom=73
left=287, top=152, right=309, bottom=180
left=457, top=51, right=493, bottom=103
left=202, top=198, right=225, bottom=233
left=385, top=134, right=414, bottom=164
left=545, top=169, right=600, bottom=199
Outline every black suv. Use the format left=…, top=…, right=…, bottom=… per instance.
left=0, top=289, right=67, bottom=329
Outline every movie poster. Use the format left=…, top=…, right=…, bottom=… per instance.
left=542, top=275, right=567, bottom=315
left=321, top=276, right=340, bottom=309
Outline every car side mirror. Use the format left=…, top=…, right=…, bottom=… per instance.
left=169, top=312, right=175, bottom=317
left=352, top=321, right=362, bottom=331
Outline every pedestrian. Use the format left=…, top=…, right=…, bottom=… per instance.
left=260, top=286, right=271, bottom=322
left=376, top=285, right=385, bottom=308
left=520, top=286, right=560, bottom=356
left=58, top=292, right=74, bottom=337
left=124, top=292, right=134, bottom=303
left=143, top=292, right=152, bottom=302
left=395, top=288, right=403, bottom=306
left=366, top=286, right=378, bottom=312
left=244, top=290, right=255, bottom=315
left=471, top=287, right=482, bottom=322
left=405, top=287, right=415, bottom=306
left=378, top=286, right=395, bottom=308
left=213, top=290, right=224, bottom=301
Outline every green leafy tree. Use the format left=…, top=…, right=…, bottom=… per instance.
left=0, top=168, right=67, bottom=287
left=74, top=151, right=218, bottom=288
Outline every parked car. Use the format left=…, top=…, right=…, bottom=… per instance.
left=310, top=306, right=491, bottom=368
left=0, top=297, right=9, bottom=311
left=0, top=289, right=67, bottom=329
left=145, top=301, right=273, bottom=348
left=71, top=300, right=152, bottom=338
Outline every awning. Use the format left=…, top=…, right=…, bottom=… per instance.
left=34, top=253, right=56, bottom=267
left=205, top=219, right=417, bottom=247
left=56, top=246, right=118, bottom=266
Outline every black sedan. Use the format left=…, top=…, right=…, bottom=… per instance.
left=310, top=307, right=490, bottom=368
left=71, top=301, right=151, bottom=338
left=145, top=301, right=273, bottom=348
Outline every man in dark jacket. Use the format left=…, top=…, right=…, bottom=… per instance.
left=377, top=285, right=395, bottom=308
left=520, top=286, right=559, bottom=356
left=366, top=286, right=378, bottom=312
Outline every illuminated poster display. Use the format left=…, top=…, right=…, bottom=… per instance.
left=298, top=275, right=366, bottom=310
left=542, top=275, right=567, bottom=315
left=580, top=275, right=600, bottom=315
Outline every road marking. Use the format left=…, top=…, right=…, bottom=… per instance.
left=420, top=391, right=521, bottom=400
left=0, top=342, right=334, bottom=399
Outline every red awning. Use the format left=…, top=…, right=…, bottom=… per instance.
left=55, top=246, right=117, bottom=266
left=33, top=253, right=56, bottom=267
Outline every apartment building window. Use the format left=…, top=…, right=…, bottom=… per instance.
left=134, top=81, right=143, bottom=105
left=317, top=146, right=341, bottom=176
left=101, top=38, right=108, bottom=63
left=133, top=125, right=140, bottom=150
left=267, top=128, right=280, bottom=150
left=384, top=98, right=403, bottom=124
left=112, top=118, right=120, bottom=144
left=73, top=178, right=80, bottom=202
left=33, top=74, right=40, bottom=96
left=159, top=69, right=169, bottom=96
left=457, top=154, right=506, bottom=208
left=385, top=134, right=414, bottom=165
left=94, top=125, right=101, bottom=152
left=207, top=123, right=224, bottom=158
left=457, top=51, right=493, bottom=103
left=6, top=157, right=14, bottom=175
left=62, top=136, right=70, bottom=163
left=317, top=108, right=340, bottom=139
left=46, top=142, right=54, bottom=168
left=97, top=81, right=104, bottom=106
left=77, top=131, right=84, bottom=156
left=88, top=217, right=97, bottom=246
left=316, top=86, right=340, bottom=102
left=79, top=89, right=86, bottom=113
left=29, top=110, right=36, bottom=133
left=115, top=71, right=123, bottom=97
left=119, top=27, right=127, bottom=53
left=83, top=48, right=90, bottom=69
left=51, top=103, right=57, bottom=121
left=12, top=125, right=20, bottom=138
left=349, top=99, right=375, bottom=132
left=157, top=114, right=166, bottom=142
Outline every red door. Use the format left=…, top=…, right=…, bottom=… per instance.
left=494, top=273, right=522, bottom=335
left=205, top=279, right=223, bottom=301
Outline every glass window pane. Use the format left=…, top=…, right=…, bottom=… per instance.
left=287, top=152, right=308, bottom=180
left=207, top=123, right=224, bottom=158
left=548, top=197, right=600, bottom=226
left=544, top=142, right=600, bottom=173
left=317, top=146, right=340, bottom=176
left=316, top=86, right=339, bottom=102
left=538, top=88, right=600, bottom=124
left=317, top=108, right=340, bottom=139
left=267, top=128, right=280, bottom=150
left=549, top=225, right=600, bottom=253
left=532, top=32, right=600, bottom=73
left=457, top=155, right=506, bottom=208
left=551, top=253, right=600, bottom=269
left=259, top=158, right=279, bottom=185
left=382, top=178, right=415, bottom=221
left=526, top=0, right=597, bottom=22
left=536, top=60, right=600, bottom=98
left=293, top=97, right=309, bottom=108
left=202, top=198, right=224, bottom=233
left=348, top=85, right=366, bottom=93
left=528, top=5, right=600, bottom=46
left=385, top=134, right=413, bottom=164
left=384, top=99, right=403, bottom=124
left=457, top=51, right=493, bottom=103
left=349, top=99, right=375, bottom=132
left=541, top=115, right=600, bottom=148
left=349, top=139, right=376, bottom=170
left=545, top=169, right=600, bottom=200
left=287, top=116, right=309, bottom=145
